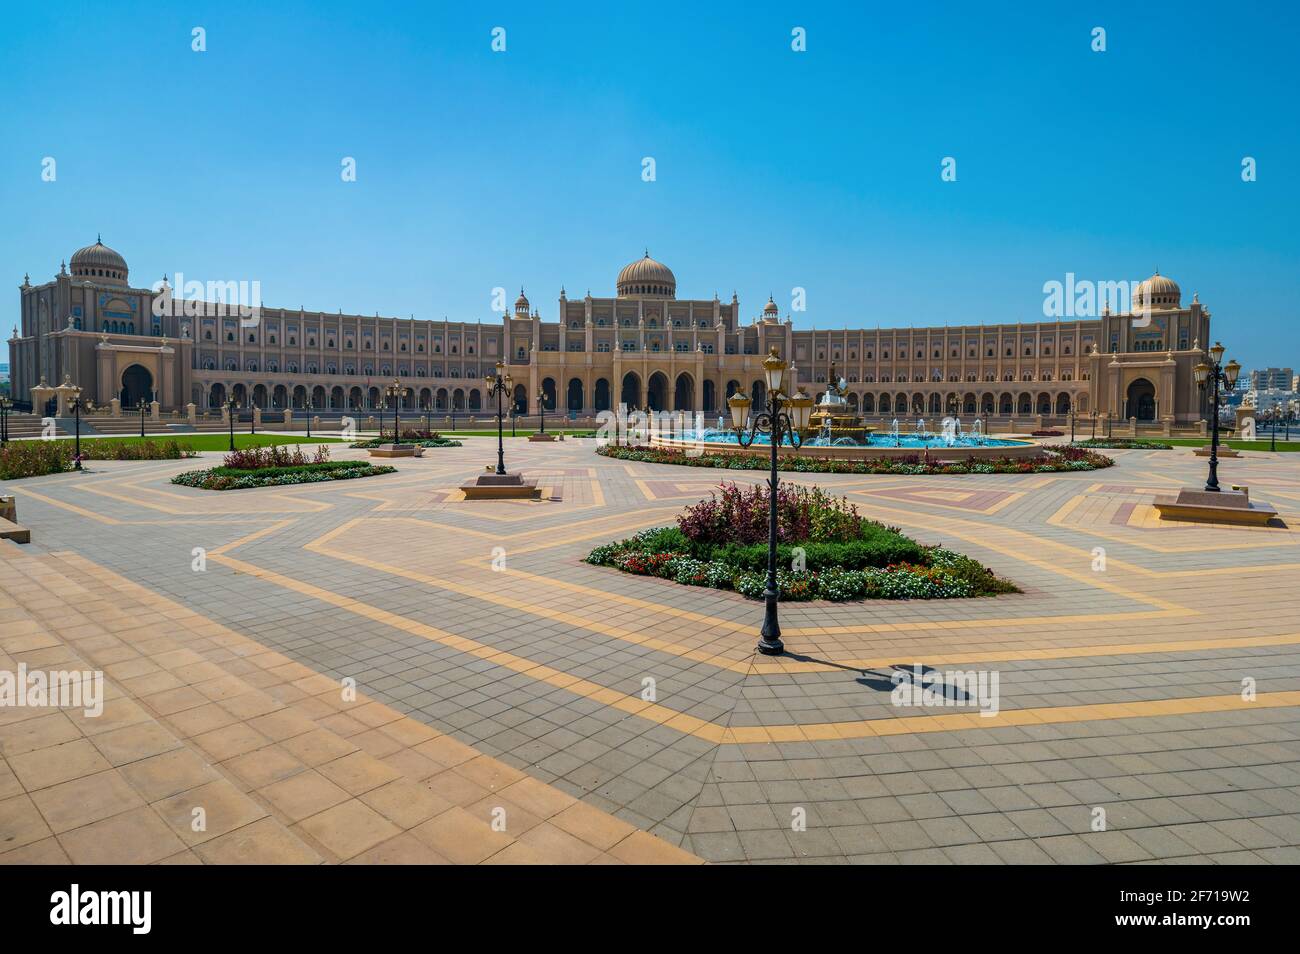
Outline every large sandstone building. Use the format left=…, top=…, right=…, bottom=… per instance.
left=11, top=240, right=1214, bottom=425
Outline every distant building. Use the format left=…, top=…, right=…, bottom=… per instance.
left=1250, top=367, right=1293, bottom=391
left=11, top=240, right=1215, bottom=424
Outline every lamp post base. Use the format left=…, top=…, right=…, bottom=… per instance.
left=757, top=591, right=783, bottom=655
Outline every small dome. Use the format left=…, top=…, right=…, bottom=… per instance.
left=1131, top=271, right=1180, bottom=311
left=762, top=296, right=780, bottom=319
left=616, top=252, right=676, bottom=298
left=514, top=287, right=529, bottom=315
left=70, top=236, right=128, bottom=286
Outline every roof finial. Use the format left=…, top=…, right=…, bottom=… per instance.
left=644, top=247, right=649, bottom=258
left=97, top=232, right=102, bottom=244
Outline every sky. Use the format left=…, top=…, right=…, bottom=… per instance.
left=1, top=0, right=1297, bottom=372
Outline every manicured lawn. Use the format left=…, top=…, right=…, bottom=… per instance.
left=1160, top=438, right=1300, bottom=452
left=84, top=434, right=343, bottom=452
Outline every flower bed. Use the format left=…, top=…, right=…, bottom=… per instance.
left=595, top=443, right=1112, bottom=474
left=350, top=429, right=462, bottom=449
left=0, top=438, right=197, bottom=480
left=586, top=482, right=1018, bottom=602
left=170, top=444, right=395, bottom=490
left=1075, top=438, right=1173, bottom=450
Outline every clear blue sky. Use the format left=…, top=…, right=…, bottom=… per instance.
left=2, top=0, right=1296, bottom=371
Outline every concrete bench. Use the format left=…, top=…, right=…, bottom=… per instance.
left=1153, top=487, right=1278, bottom=526
left=0, top=496, right=30, bottom=543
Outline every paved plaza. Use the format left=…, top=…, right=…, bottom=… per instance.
left=2, top=437, right=1299, bottom=864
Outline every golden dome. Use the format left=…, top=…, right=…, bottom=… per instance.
left=616, top=252, right=676, bottom=298
left=1131, top=271, right=1181, bottom=311
left=69, top=236, right=128, bottom=286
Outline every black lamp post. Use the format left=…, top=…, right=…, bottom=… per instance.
left=0, top=396, right=11, bottom=446
left=384, top=379, right=406, bottom=441
left=1194, top=342, right=1241, bottom=492
left=1069, top=408, right=1076, bottom=443
left=536, top=387, right=547, bottom=435
left=226, top=398, right=239, bottom=452
left=305, top=399, right=313, bottom=439
left=727, top=349, right=814, bottom=656
left=485, top=361, right=513, bottom=475
left=1106, top=411, right=1113, bottom=440
left=1090, top=410, right=1097, bottom=441
left=139, top=396, right=148, bottom=437
left=250, top=398, right=257, bottom=436
left=70, top=386, right=84, bottom=470
left=1268, top=407, right=1277, bottom=452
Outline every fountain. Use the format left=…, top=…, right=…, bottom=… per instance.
left=653, top=367, right=1036, bottom=460
left=807, top=364, right=873, bottom=444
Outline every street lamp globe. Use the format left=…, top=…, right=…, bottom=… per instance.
left=762, top=348, right=786, bottom=394
left=788, top=391, right=814, bottom=431
left=728, top=391, right=752, bottom=430
left=1194, top=362, right=1210, bottom=388
left=1224, top=359, right=1241, bottom=390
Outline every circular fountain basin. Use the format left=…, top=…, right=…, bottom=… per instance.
left=653, top=429, right=1042, bottom=461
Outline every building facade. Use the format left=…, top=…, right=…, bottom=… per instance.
left=10, top=241, right=1214, bottom=424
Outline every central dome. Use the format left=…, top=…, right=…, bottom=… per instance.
left=70, top=237, right=129, bottom=287
left=616, top=252, right=675, bottom=298
left=1131, top=270, right=1181, bottom=311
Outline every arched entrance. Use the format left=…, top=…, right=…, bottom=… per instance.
left=673, top=372, right=693, bottom=412
left=1126, top=378, right=1156, bottom=421
left=120, top=364, right=153, bottom=408
left=567, top=378, right=584, bottom=413
left=620, top=372, right=641, bottom=409
left=594, top=378, right=611, bottom=412
left=647, top=372, right=669, bottom=411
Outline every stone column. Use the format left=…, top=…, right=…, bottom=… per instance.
left=186, top=403, right=197, bottom=425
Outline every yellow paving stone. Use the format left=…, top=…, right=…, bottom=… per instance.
left=360, top=778, right=454, bottom=829
left=455, top=754, right=527, bottom=793
left=516, top=822, right=603, bottom=864
left=0, top=711, right=82, bottom=756
left=296, top=800, right=403, bottom=861
left=607, top=830, right=703, bottom=865
left=346, top=832, right=452, bottom=865
left=221, top=746, right=307, bottom=790
left=317, top=751, right=403, bottom=796
left=0, top=794, right=55, bottom=853
left=550, top=801, right=640, bottom=851
left=59, top=805, right=188, bottom=864
left=119, top=748, right=222, bottom=802
left=258, top=770, right=351, bottom=823
left=191, top=723, right=271, bottom=762
left=90, top=721, right=183, bottom=766
left=8, top=738, right=112, bottom=791
left=194, top=817, right=322, bottom=865
left=29, top=769, right=145, bottom=834
left=0, top=835, right=70, bottom=865
left=410, top=807, right=513, bottom=864
left=152, top=779, right=269, bottom=847
left=279, top=728, right=360, bottom=766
